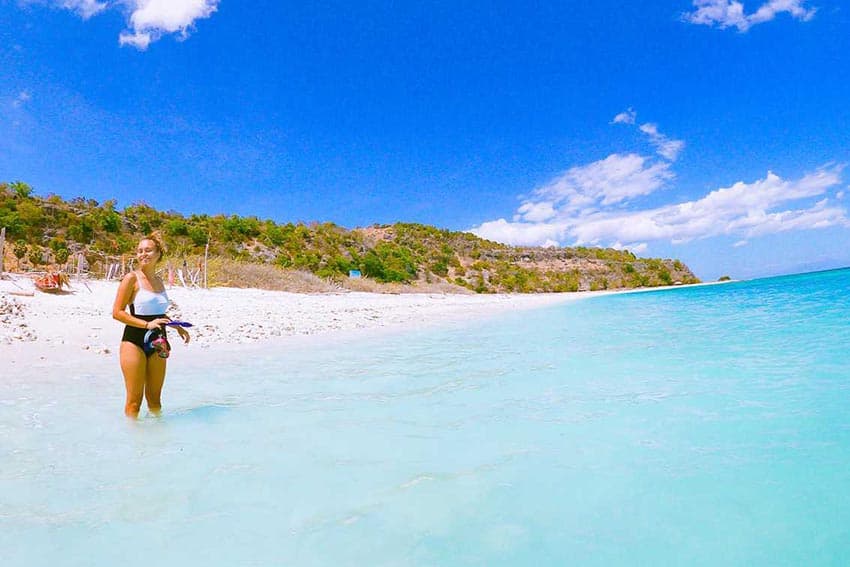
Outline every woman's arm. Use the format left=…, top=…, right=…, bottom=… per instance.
left=175, top=326, right=191, bottom=344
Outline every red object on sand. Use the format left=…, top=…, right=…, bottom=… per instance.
left=34, top=273, right=67, bottom=294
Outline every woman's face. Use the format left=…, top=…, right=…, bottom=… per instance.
left=136, top=239, right=160, bottom=266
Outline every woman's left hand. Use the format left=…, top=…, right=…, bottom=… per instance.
left=176, top=327, right=191, bottom=344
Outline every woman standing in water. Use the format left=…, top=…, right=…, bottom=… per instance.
left=112, top=234, right=190, bottom=417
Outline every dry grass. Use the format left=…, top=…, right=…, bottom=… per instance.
left=205, top=258, right=340, bottom=293
left=338, top=276, right=474, bottom=294
left=205, top=258, right=473, bottom=294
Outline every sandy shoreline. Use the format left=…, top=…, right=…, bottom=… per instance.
left=1, top=277, right=611, bottom=372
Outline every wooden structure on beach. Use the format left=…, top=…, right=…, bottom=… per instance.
left=0, top=227, right=5, bottom=275
left=0, top=226, right=208, bottom=290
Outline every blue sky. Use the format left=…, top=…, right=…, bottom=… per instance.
left=2, top=0, right=849, bottom=279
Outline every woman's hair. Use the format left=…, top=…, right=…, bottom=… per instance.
left=141, top=232, right=167, bottom=260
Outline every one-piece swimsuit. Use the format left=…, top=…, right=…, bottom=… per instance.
left=121, top=285, right=170, bottom=354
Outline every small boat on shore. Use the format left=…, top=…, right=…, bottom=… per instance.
left=34, top=273, right=70, bottom=294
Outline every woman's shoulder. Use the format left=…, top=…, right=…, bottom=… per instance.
left=114, top=271, right=138, bottom=302
left=121, top=271, right=139, bottom=285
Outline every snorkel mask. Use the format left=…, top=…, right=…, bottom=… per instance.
left=143, top=328, right=171, bottom=359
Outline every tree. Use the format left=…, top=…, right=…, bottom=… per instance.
left=13, top=240, right=27, bottom=260
left=68, top=217, right=95, bottom=243
left=10, top=181, right=32, bottom=199
left=188, top=226, right=208, bottom=247
left=100, top=211, right=122, bottom=233
left=16, top=200, right=45, bottom=238
left=28, top=247, right=42, bottom=266
left=165, top=219, right=189, bottom=237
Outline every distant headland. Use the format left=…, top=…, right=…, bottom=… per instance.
left=0, top=181, right=699, bottom=293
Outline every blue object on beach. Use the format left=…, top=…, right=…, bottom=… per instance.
left=165, top=320, right=193, bottom=328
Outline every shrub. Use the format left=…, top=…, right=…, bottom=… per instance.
left=28, top=247, right=42, bottom=266
left=430, top=256, right=449, bottom=277
left=165, top=219, right=189, bottom=237
left=68, top=217, right=94, bottom=243
left=101, top=211, right=122, bottom=233
left=0, top=210, right=23, bottom=239
left=11, top=181, right=33, bottom=198
left=361, top=250, right=386, bottom=280
left=55, top=247, right=70, bottom=264
left=222, top=215, right=260, bottom=242
left=265, top=225, right=287, bottom=246
left=13, top=240, right=27, bottom=259
left=188, top=226, right=208, bottom=247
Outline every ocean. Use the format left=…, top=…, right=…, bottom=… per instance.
left=2, top=268, right=849, bottom=566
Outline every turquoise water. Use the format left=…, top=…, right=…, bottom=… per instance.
left=2, top=268, right=850, bottom=566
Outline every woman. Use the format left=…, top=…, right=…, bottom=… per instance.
left=112, top=234, right=190, bottom=417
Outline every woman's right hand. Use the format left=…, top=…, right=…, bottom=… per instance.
left=146, top=317, right=171, bottom=330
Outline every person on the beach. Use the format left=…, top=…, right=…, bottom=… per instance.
left=112, top=234, right=190, bottom=417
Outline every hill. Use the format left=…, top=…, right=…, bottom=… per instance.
left=0, top=181, right=700, bottom=293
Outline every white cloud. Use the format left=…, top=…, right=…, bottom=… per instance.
left=685, top=0, right=748, bottom=30
left=516, top=201, right=557, bottom=223
left=750, top=0, right=817, bottom=24
left=60, top=0, right=107, bottom=19
left=611, top=108, right=636, bottom=125
left=473, top=115, right=845, bottom=253
left=471, top=164, right=847, bottom=253
left=612, top=109, right=684, bottom=162
left=472, top=152, right=677, bottom=248
left=118, top=30, right=152, bottom=49
left=733, top=240, right=749, bottom=247
left=35, top=0, right=218, bottom=49
left=119, top=0, right=220, bottom=50
left=12, top=91, right=32, bottom=108
left=118, top=0, right=219, bottom=50
left=639, top=123, right=685, bottom=161
left=526, top=153, right=675, bottom=216
left=571, top=167, right=846, bottom=244
left=611, top=241, right=648, bottom=253
left=684, top=0, right=816, bottom=32
left=472, top=218, right=566, bottom=248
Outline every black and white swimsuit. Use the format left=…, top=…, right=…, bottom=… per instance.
left=121, top=287, right=170, bottom=353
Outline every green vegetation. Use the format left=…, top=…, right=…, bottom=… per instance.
left=0, top=181, right=701, bottom=292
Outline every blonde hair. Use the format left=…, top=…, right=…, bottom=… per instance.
left=141, top=232, right=166, bottom=262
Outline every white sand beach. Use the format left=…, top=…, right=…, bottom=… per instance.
left=0, top=277, right=603, bottom=371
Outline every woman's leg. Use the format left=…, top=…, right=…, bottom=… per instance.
left=120, top=342, right=147, bottom=418
left=144, top=355, right=168, bottom=415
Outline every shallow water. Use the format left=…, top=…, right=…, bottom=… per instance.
left=2, top=269, right=850, bottom=566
